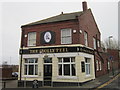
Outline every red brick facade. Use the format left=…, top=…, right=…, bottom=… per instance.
left=21, top=20, right=79, bottom=47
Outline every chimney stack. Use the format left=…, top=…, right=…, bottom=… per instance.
left=82, top=1, right=88, bottom=11
left=61, top=12, right=64, bottom=14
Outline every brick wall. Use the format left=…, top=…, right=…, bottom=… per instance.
left=1, top=68, right=12, bottom=79
left=21, top=20, right=80, bottom=47
left=107, top=49, right=119, bottom=70
left=78, top=9, right=101, bottom=48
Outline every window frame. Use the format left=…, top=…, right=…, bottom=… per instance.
left=58, top=57, right=76, bottom=76
left=93, top=37, right=96, bottom=49
left=24, top=58, right=38, bottom=76
left=85, top=58, right=91, bottom=76
left=97, top=40, right=100, bottom=47
left=84, top=31, right=88, bottom=46
left=99, top=60, right=102, bottom=71
left=61, top=28, right=72, bottom=44
left=96, top=60, right=99, bottom=71
left=108, top=61, right=110, bottom=70
left=27, top=32, right=36, bottom=46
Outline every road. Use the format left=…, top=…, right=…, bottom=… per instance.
left=103, top=76, right=120, bottom=89
left=96, top=73, right=120, bottom=90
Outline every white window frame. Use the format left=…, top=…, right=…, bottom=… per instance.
left=27, top=32, right=36, bottom=46
left=93, top=37, right=96, bottom=49
left=84, top=31, right=88, bottom=46
left=96, top=60, right=99, bottom=71
left=99, top=61, right=102, bottom=70
left=97, top=40, right=100, bottom=47
left=85, top=58, right=91, bottom=76
left=108, top=61, right=110, bottom=70
left=58, top=57, right=76, bottom=76
left=24, top=58, right=38, bottom=76
left=61, top=28, right=72, bottom=44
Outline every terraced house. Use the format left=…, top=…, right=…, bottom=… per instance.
left=18, top=1, right=110, bottom=87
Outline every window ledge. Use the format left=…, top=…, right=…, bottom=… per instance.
left=85, top=75, right=92, bottom=78
left=23, top=75, right=38, bottom=78
left=57, top=76, right=78, bottom=79
left=85, top=75, right=91, bottom=77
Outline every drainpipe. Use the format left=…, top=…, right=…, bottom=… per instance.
left=19, top=29, right=24, bottom=85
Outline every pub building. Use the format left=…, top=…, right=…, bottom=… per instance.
left=18, top=1, right=102, bottom=87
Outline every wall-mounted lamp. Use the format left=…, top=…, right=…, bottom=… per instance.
left=73, top=30, right=77, bottom=33
left=24, top=34, right=27, bottom=37
left=79, top=30, right=82, bottom=34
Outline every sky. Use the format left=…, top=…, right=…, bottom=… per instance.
left=0, top=0, right=119, bottom=65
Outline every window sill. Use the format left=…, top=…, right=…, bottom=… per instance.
left=27, top=45, right=36, bottom=47
left=85, top=74, right=91, bottom=77
left=57, top=76, right=77, bottom=79
left=23, top=75, right=38, bottom=78
left=61, top=43, right=72, bottom=45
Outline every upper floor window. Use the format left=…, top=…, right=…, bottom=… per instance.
left=99, top=60, right=102, bottom=70
left=93, top=37, right=96, bottom=49
left=61, top=29, right=72, bottom=44
left=96, top=60, right=99, bottom=71
left=97, top=40, right=100, bottom=47
left=27, top=32, right=36, bottom=46
left=108, top=61, right=110, bottom=70
left=84, top=31, right=88, bottom=46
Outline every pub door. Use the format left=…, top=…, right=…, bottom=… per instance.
left=43, top=64, right=52, bottom=86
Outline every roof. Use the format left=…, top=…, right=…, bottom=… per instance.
left=22, top=11, right=83, bottom=27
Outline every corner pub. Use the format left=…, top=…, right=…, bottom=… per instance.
left=18, top=1, right=100, bottom=87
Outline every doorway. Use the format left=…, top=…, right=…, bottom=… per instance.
left=43, top=57, right=52, bottom=86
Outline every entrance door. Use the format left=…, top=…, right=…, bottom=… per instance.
left=44, top=64, right=52, bottom=86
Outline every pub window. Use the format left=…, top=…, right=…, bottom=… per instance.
left=61, top=28, right=72, bottom=44
left=108, top=61, right=110, bottom=70
left=93, top=37, right=96, bottom=49
left=96, top=60, right=99, bottom=71
left=85, top=58, right=91, bottom=76
left=84, top=31, right=88, bottom=46
left=97, top=40, right=100, bottom=47
left=81, top=61, right=85, bottom=72
left=99, top=60, right=102, bottom=70
left=24, top=58, right=38, bottom=75
left=58, top=57, right=76, bottom=76
left=27, top=32, right=36, bottom=46
left=44, top=58, right=52, bottom=63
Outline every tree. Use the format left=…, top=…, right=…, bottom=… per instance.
left=102, top=38, right=118, bottom=50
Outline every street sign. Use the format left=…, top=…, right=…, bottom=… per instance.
left=109, top=56, right=113, bottom=61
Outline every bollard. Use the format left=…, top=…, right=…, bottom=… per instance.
left=32, top=80, right=38, bottom=88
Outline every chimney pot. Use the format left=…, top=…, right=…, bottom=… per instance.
left=61, top=12, right=63, bottom=14
left=82, top=1, right=88, bottom=11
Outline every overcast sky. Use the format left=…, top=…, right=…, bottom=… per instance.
left=0, top=0, right=119, bottom=65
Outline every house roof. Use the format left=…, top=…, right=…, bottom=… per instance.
left=22, top=11, right=83, bottom=27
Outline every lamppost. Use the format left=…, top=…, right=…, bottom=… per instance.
left=108, top=36, right=114, bottom=76
left=108, top=36, right=113, bottom=49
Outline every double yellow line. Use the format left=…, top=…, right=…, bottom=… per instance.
left=95, top=73, right=120, bottom=90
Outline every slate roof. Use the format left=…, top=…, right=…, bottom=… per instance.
left=22, top=11, right=83, bottom=27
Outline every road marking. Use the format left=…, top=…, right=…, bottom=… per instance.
left=95, top=73, right=120, bottom=90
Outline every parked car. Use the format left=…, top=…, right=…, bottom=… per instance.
left=12, top=72, right=18, bottom=77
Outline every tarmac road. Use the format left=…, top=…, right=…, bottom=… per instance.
left=95, top=73, right=120, bottom=90
left=103, top=77, right=120, bottom=89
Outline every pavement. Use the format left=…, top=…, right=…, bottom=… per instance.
left=1, top=69, right=120, bottom=89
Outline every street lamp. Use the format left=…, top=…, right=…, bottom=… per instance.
left=108, top=36, right=113, bottom=49
left=108, top=36, right=114, bottom=76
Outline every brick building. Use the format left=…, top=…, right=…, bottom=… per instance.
left=18, top=1, right=119, bottom=87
